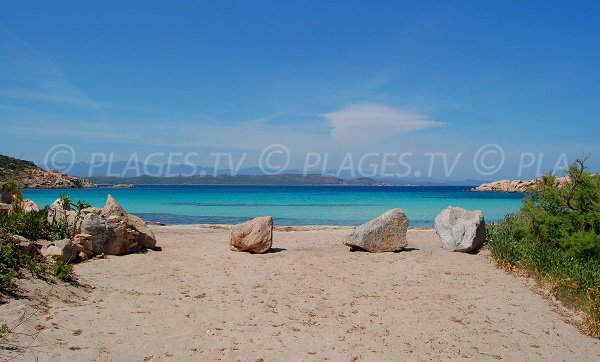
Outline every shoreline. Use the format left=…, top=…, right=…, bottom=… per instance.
left=152, top=223, right=436, bottom=232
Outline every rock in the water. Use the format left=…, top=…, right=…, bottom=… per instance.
left=434, top=207, right=486, bottom=252
left=127, top=214, right=157, bottom=249
left=345, top=209, right=409, bottom=252
left=41, top=239, right=83, bottom=263
left=21, top=199, right=40, bottom=213
left=230, top=216, right=273, bottom=254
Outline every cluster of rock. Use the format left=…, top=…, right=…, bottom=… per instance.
left=229, top=206, right=485, bottom=255
left=15, top=168, right=97, bottom=189
left=44, top=195, right=157, bottom=261
left=4, top=193, right=157, bottom=264
left=474, top=176, right=571, bottom=192
left=110, top=184, right=136, bottom=188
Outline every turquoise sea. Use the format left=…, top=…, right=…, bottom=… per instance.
left=23, top=186, right=524, bottom=228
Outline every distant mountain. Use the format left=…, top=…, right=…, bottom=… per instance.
left=48, top=161, right=488, bottom=186
left=88, top=174, right=388, bottom=186
left=0, top=155, right=96, bottom=189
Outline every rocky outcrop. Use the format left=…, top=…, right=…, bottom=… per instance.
left=16, top=168, right=97, bottom=189
left=0, top=154, right=96, bottom=189
left=474, top=176, right=571, bottom=192
left=77, top=194, right=158, bottom=255
left=434, top=207, right=485, bottom=252
left=344, top=209, right=409, bottom=252
left=111, top=184, right=136, bottom=188
left=230, top=216, right=273, bottom=254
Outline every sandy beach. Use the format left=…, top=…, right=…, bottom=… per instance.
left=1, top=225, right=599, bottom=361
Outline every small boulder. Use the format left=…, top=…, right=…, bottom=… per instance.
left=41, top=239, right=83, bottom=263
left=17, top=241, right=39, bottom=257
left=434, top=206, right=486, bottom=252
left=9, top=235, right=38, bottom=257
left=345, top=209, right=409, bottom=252
left=78, top=251, right=89, bottom=262
left=230, top=216, right=273, bottom=254
left=73, top=233, right=94, bottom=254
left=21, top=199, right=40, bottom=213
left=0, top=203, right=12, bottom=216
left=127, top=214, right=157, bottom=249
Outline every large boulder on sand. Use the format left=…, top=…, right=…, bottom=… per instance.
left=230, top=216, right=273, bottom=254
left=345, top=209, right=409, bottom=252
left=41, top=239, right=83, bottom=263
left=434, top=206, right=486, bottom=252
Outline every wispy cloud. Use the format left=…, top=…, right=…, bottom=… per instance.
left=322, top=103, right=444, bottom=144
left=0, top=25, right=107, bottom=118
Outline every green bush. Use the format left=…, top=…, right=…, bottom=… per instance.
left=522, top=161, right=600, bottom=260
left=0, top=183, right=89, bottom=294
left=0, top=208, right=52, bottom=241
left=51, top=261, right=72, bottom=282
left=487, top=159, right=600, bottom=336
left=0, top=240, right=18, bottom=291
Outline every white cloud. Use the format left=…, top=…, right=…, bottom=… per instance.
left=323, top=103, right=444, bottom=144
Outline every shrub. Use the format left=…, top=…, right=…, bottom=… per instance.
left=522, top=159, right=600, bottom=260
left=51, top=261, right=72, bottom=282
left=0, top=183, right=88, bottom=294
left=0, top=208, right=52, bottom=241
left=0, top=240, right=18, bottom=291
left=487, top=158, right=600, bottom=336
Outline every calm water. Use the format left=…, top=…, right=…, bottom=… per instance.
left=23, top=185, right=524, bottom=228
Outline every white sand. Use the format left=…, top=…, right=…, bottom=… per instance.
left=1, top=226, right=599, bottom=361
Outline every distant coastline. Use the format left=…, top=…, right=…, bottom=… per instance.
left=88, top=174, right=391, bottom=187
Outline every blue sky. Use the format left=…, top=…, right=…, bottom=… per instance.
left=1, top=1, right=599, bottom=179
